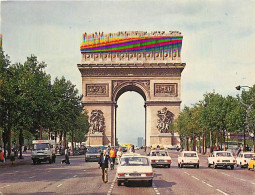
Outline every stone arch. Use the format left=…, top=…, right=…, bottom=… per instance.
left=112, top=80, right=150, bottom=102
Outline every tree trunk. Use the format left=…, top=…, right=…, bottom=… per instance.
left=63, top=132, right=67, bottom=149
left=243, top=130, right=246, bottom=152
left=186, top=137, right=189, bottom=151
left=210, top=131, right=213, bottom=153
left=18, top=129, right=23, bottom=159
left=253, top=132, right=255, bottom=152
left=39, top=126, right=42, bottom=140
left=223, top=131, right=226, bottom=151
left=71, top=131, right=74, bottom=155
left=48, top=129, right=50, bottom=140
left=192, top=135, right=196, bottom=151
left=7, top=128, right=11, bottom=158
left=198, top=135, right=201, bottom=153
left=203, top=133, right=207, bottom=154
left=59, top=131, right=63, bottom=149
left=216, top=129, right=219, bottom=150
left=220, top=131, right=223, bottom=151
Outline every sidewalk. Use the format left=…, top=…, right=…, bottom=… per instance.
left=0, top=152, right=31, bottom=168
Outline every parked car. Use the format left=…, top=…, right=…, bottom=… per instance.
left=116, top=154, right=153, bottom=186
left=149, top=149, right=171, bottom=168
left=178, top=151, right=199, bottom=168
left=236, top=152, right=255, bottom=168
left=208, top=151, right=236, bottom=169
left=248, top=155, right=255, bottom=171
left=85, top=147, right=101, bottom=162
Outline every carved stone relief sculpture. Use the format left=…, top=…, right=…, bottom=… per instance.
left=86, top=84, right=108, bottom=96
left=156, top=107, right=174, bottom=133
left=89, top=110, right=105, bottom=134
left=154, top=83, right=177, bottom=97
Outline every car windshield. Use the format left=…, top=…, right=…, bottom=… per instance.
left=33, top=143, right=50, bottom=150
left=244, top=154, right=253, bottom=158
left=120, top=157, right=149, bottom=166
left=216, top=152, right=232, bottom=157
left=184, top=153, right=197, bottom=157
left=151, top=151, right=168, bottom=156
left=87, top=148, right=99, bottom=153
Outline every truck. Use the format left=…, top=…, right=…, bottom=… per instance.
left=31, top=140, right=56, bottom=165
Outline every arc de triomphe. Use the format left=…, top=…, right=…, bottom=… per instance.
left=77, top=31, right=186, bottom=146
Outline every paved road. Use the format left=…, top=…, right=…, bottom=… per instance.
left=0, top=150, right=254, bottom=195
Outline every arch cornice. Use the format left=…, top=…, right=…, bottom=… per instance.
left=112, top=80, right=150, bottom=102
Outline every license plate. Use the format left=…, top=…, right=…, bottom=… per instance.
left=39, top=157, right=44, bottom=159
left=158, top=160, right=165, bottom=162
left=129, top=173, right=141, bottom=176
left=222, top=160, right=230, bottom=162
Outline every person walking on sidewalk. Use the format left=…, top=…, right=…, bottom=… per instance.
left=0, top=150, right=5, bottom=164
left=98, top=150, right=109, bottom=183
left=109, top=147, right=116, bottom=170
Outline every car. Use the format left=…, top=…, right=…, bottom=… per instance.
left=167, top=145, right=180, bottom=150
left=116, top=154, right=153, bottom=186
left=151, top=145, right=164, bottom=150
left=236, top=152, right=255, bottom=168
left=85, top=147, right=101, bottom=162
left=178, top=151, right=199, bottom=168
left=149, top=149, right=171, bottom=168
left=208, top=151, right=236, bottom=169
left=248, top=155, right=255, bottom=171
left=122, top=147, right=128, bottom=152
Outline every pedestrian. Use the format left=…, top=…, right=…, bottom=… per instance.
left=10, top=149, right=15, bottom=165
left=61, top=147, right=70, bottom=164
left=116, top=147, right=123, bottom=165
left=237, top=146, right=241, bottom=156
left=0, top=150, right=5, bottom=164
left=109, top=147, right=116, bottom=169
left=98, top=150, right=109, bottom=183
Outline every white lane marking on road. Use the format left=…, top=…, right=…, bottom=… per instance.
left=184, top=172, right=190, bottom=175
left=221, top=173, right=230, bottom=176
left=206, top=183, right=213, bottom=188
left=29, top=176, right=36, bottom=179
left=0, top=191, right=3, bottom=195
left=1, top=185, right=10, bottom=189
left=251, top=182, right=255, bottom=185
left=57, top=184, right=62, bottom=188
left=240, top=179, right=246, bottom=182
left=192, top=176, right=200, bottom=181
left=73, top=175, right=77, bottom=178
left=152, top=181, right=160, bottom=195
left=216, top=189, right=229, bottom=195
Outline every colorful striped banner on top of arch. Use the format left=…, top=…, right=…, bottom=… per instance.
left=80, top=33, right=183, bottom=53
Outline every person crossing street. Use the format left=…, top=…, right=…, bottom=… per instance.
left=98, top=150, right=109, bottom=183
left=109, top=147, right=117, bottom=170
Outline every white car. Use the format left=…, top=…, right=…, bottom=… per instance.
left=236, top=152, right=255, bottom=168
left=116, top=155, right=153, bottom=186
left=178, top=151, right=199, bottom=168
left=208, top=151, right=236, bottom=169
left=149, top=149, right=171, bottom=168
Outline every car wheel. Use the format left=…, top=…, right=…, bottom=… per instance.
left=230, top=165, right=234, bottom=170
left=117, top=180, right=122, bottom=186
left=49, top=159, right=52, bottom=164
left=248, top=166, right=250, bottom=170
left=181, top=164, right=183, bottom=168
left=253, top=165, right=255, bottom=171
left=208, top=163, right=211, bottom=168
left=33, top=160, right=36, bottom=165
left=178, top=163, right=180, bottom=168
left=147, top=180, right=152, bottom=187
left=213, top=163, right=217, bottom=169
left=168, top=164, right=171, bottom=168
left=197, top=165, right=199, bottom=169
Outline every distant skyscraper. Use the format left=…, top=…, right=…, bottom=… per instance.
left=137, top=137, right=144, bottom=148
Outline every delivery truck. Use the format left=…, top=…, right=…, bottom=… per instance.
left=31, top=140, right=56, bottom=165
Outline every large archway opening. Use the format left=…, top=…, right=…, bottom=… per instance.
left=115, top=86, right=146, bottom=147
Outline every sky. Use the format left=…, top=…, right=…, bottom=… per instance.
left=1, top=0, right=255, bottom=145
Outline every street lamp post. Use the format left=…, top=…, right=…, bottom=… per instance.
left=236, top=85, right=253, bottom=152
